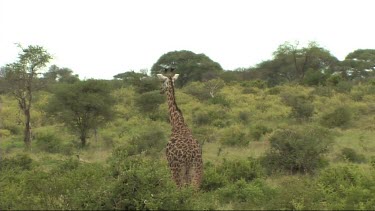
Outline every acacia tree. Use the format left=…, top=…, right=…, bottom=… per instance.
left=272, top=41, right=338, bottom=82
left=254, top=41, right=338, bottom=86
left=150, top=50, right=223, bottom=87
left=47, top=80, right=115, bottom=147
left=3, top=45, right=52, bottom=148
left=341, top=49, right=375, bottom=80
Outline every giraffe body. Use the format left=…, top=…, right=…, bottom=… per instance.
left=157, top=73, right=203, bottom=189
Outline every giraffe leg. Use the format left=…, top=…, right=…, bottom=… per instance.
left=170, top=164, right=183, bottom=188
left=191, top=158, right=203, bottom=190
left=183, top=164, right=192, bottom=187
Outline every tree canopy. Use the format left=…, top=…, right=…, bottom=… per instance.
left=150, top=50, right=223, bottom=87
left=47, top=80, right=115, bottom=147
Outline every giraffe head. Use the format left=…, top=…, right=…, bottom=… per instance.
left=157, top=73, right=179, bottom=94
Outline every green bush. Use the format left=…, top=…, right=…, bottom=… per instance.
left=238, top=111, right=250, bottom=123
left=266, top=86, right=281, bottom=95
left=207, top=94, right=230, bottom=107
left=303, top=69, right=328, bottom=86
left=370, top=156, right=375, bottom=169
left=217, top=179, right=276, bottom=209
left=200, top=162, right=228, bottom=191
left=320, top=106, right=352, bottom=128
left=335, top=80, right=353, bottom=93
left=266, top=176, right=320, bottom=210
left=182, top=81, right=210, bottom=100
left=340, top=147, right=366, bottom=163
left=0, top=153, right=33, bottom=171
left=135, top=90, right=166, bottom=113
left=317, top=165, right=375, bottom=210
left=262, top=125, right=333, bottom=174
left=311, top=86, right=334, bottom=97
left=104, top=147, right=211, bottom=210
left=249, top=124, right=271, bottom=141
left=219, top=125, right=249, bottom=147
left=127, top=127, right=166, bottom=156
left=34, top=131, right=74, bottom=155
left=0, top=156, right=109, bottom=210
left=281, top=93, right=314, bottom=120
left=219, top=157, right=265, bottom=182
left=192, top=108, right=230, bottom=127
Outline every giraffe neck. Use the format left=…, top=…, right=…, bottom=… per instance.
left=166, top=81, right=190, bottom=134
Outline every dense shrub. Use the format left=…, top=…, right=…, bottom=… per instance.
left=133, top=77, right=160, bottom=94
left=217, top=179, right=276, bottom=209
left=219, top=157, right=265, bottom=182
left=200, top=162, right=228, bottom=191
left=266, top=86, right=282, bottom=95
left=311, top=86, right=334, bottom=97
left=0, top=156, right=109, bottom=210
left=317, top=165, right=375, bottom=210
left=34, top=130, right=74, bottom=155
left=219, top=125, right=249, bottom=147
left=0, top=153, right=33, bottom=171
left=134, top=90, right=166, bottom=113
left=340, top=147, right=366, bottom=163
left=104, top=147, right=213, bottom=210
left=207, top=94, right=230, bottom=107
left=192, top=108, right=230, bottom=127
left=182, top=81, right=210, bottom=100
left=281, top=93, right=314, bottom=120
left=335, top=80, right=353, bottom=93
left=126, top=127, right=166, bottom=156
left=262, top=125, right=333, bottom=174
left=249, top=124, right=271, bottom=141
left=266, top=176, right=320, bottom=210
left=320, top=106, right=352, bottom=128
left=238, top=111, right=250, bottom=123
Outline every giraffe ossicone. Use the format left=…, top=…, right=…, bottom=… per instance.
left=157, top=70, right=203, bottom=190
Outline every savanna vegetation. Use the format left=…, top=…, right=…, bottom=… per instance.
left=1, top=42, right=375, bottom=210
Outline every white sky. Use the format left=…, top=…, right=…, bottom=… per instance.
left=0, top=0, right=374, bottom=80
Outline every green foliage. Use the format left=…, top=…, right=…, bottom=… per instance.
left=43, top=65, right=79, bottom=84
left=303, top=69, right=328, bottom=86
left=220, top=157, right=265, bottom=182
left=134, top=90, right=166, bottom=113
left=320, top=106, right=352, bottom=128
left=182, top=81, right=210, bottom=100
left=126, top=126, right=166, bottom=156
left=218, top=179, right=276, bottom=209
left=134, top=77, right=160, bottom=94
left=249, top=124, right=271, bottom=141
left=262, top=125, right=333, bottom=174
left=281, top=92, right=314, bottom=120
left=192, top=108, right=230, bottom=127
left=150, top=50, right=223, bottom=87
left=340, top=147, right=366, bottom=163
left=201, top=162, right=228, bottom=191
left=219, top=125, right=249, bottom=147
left=311, top=86, right=334, bottom=97
left=105, top=147, right=209, bottom=210
left=34, top=128, right=74, bottom=155
left=335, top=80, right=353, bottom=93
left=207, top=94, right=230, bottom=107
left=47, top=80, right=115, bottom=147
left=0, top=153, right=33, bottom=171
left=317, top=165, right=375, bottom=210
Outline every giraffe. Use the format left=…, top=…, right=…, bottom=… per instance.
left=157, top=68, right=203, bottom=189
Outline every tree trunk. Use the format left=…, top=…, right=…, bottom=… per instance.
left=80, top=134, right=87, bottom=148
left=24, top=108, right=32, bottom=149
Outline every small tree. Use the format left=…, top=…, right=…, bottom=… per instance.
left=262, top=125, right=333, bottom=174
left=3, top=45, right=52, bottom=148
left=47, top=80, right=115, bottom=147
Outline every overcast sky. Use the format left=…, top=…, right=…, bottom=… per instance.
left=1, top=0, right=374, bottom=80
